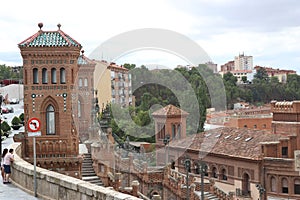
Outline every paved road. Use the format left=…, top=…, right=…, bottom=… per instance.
left=0, top=102, right=40, bottom=200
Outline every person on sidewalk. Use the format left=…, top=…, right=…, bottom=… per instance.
left=3, top=148, right=14, bottom=183
left=1, top=148, right=8, bottom=183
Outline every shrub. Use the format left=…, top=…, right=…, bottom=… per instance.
left=1, top=121, right=11, bottom=132
left=11, top=116, right=21, bottom=125
left=19, top=113, right=24, bottom=122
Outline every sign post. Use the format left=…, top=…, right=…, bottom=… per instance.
left=27, top=118, right=41, bottom=197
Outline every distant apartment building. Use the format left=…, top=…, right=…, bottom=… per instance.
left=109, top=63, right=133, bottom=106
left=94, top=61, right=133, bottom=110
left=176, top=61, right=218, bottom=73
left=205, top=61, right=218, bottom=73
left=254, top=65, right=296, bottom=83
left=234, top=53, right=253, bottom=70
left=220, top=60, right=235, bottom=72
left=219, top=53, right=254, bottom=83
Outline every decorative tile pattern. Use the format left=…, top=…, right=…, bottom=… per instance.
left=18, top=30, right=81, bottom=47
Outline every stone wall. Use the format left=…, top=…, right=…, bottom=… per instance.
left=9, top=142, right=141, bottom=200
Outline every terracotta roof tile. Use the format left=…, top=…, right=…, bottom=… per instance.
left=169, top=127, right=281, bottom=160
left=152, top=104, right=189, bottom=117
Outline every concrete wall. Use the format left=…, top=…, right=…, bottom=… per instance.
left=9, top=142, right=140, bottom=200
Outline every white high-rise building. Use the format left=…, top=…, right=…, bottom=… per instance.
left=234, top=53, right=253, bottom=70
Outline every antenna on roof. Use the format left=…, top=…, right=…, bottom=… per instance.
left=38, top=22, right=43, bottom=30
left=57, top=23, right=61, bottom=30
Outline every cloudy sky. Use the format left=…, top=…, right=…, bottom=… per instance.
left=1, top=0, right=300, bottom=72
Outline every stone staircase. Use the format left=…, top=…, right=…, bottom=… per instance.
left=81, top=153, right=104, bottom=186
left=204, top=191, right=220, bottom=200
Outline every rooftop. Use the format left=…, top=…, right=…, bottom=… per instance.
left=170, top=127, right=281, bottom=160
left=152, top=104, right=189, bottom=117
left=18, top=23, right=81, bottom=48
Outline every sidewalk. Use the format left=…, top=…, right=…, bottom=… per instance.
left=0, top=176, right=40, bottom=200
left=1, top=119, right=40, bottom=200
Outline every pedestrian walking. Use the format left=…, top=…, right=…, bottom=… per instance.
left=1, top=148, right=8, bottom=183
left=3, top=148, right=14, bottom=183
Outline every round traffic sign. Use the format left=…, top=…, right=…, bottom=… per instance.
left=28, top=118, right=41, bottom=132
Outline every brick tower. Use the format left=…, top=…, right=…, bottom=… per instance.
left=77, top=51, right=97, bottom=142
left=18, top=23, right=82, bottom=177
left=152, top=104, right=189, bottom=145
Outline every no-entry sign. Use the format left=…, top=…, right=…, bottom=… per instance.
left=27, top=118, right=41, bottom=132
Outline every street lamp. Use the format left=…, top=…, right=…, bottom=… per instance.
left=199, top=161, right=207, bottom=200
left=256, top=184, right=265, bottom=200
left=184, top=158, right=191, bottom=200
left=163, top=134, right=170, bottom=165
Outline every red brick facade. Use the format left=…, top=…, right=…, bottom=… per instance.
left=18, top=24, right=82, bottom=178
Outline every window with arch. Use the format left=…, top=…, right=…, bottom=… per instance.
left=60, top=68, right=66, bottom=84
left=212, top=167, right=218, bottom=178
left=46, top=105, right=56, bottom=135
left=271, top=176, right=276, bottom=192
left=295, top=179, right=300, bottom=194
left=84, top=78, right=88, bottom=87
left=172, top=124, right=176, bottom=139
left=177, top=124, right=181, bottom=139
left=51, top=68, right=57, bottom=84
left=42, top=68, right=48, bottom=84
left=78, top=100, right=81, bottom=118
left=33, top=68, right=39, bottom=84
left=221, top=168, right=227, bottom=180
left=282, top=178, right=288, bottom=193
left=79, top=78, right=83, bottom=87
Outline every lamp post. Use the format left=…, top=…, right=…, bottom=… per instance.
left=200, top=161, right=207, bottom=200
left=125, top=136, right=131, bottom=186
left=256, top=184, right=265, bottom=200
left=163, top=134, right=170, bottom=165
left=184, top=158, right=191, bottom=200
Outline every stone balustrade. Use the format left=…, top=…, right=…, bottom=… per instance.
left=9, top=142, right=141, bottom=200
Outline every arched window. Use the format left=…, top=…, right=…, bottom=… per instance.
left=177, top=124, right=181, bottom=139
left=295, top=179, right=300, bottom=194
left=60, top=68, right=66, bottom=84
left=242, top=173, right=250, bottom=196
left=212, top=167, right=218, bottom=178
left=33, top=68, right=39, bottom=84
left=79, top=78, right=82, bottom=87
left=221, top=168, right=227, bottom=180
left=271, top=176, right=276, bottom=192
left=46, top=105, right=55, bottom=135
left=42, top=68, right=48, bottom=84
left=172, top=124, right=176, bottom=139
left=78, top=100, right=81, bottom=118
left=51, top=68, right=57, bottom=84
left=84, top=78, right=88, bottom=87
left=282, top=178, right=288, bottom=193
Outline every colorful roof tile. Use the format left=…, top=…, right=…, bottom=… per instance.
left=18, top=28, right=81, bottom=48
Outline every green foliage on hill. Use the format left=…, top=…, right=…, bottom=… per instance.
left=101, top=64, right=224, bottom=143
left=224, top=68, right=300, bottom=106
left=100, top=63, right=300, bottom=144
left=0, top=64, right=23, bottom=80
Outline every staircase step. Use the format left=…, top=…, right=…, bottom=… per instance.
left=82, top=176, right=100, bottom=181
left=82, top=172, right=97, bottom=176
left=81, top=154, right=103, bottom=186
